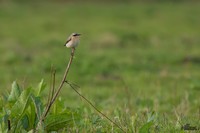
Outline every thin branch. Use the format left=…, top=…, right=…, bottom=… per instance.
left=35, top=48, right=75, bottom=132
left=50, top=48, right=75, bottom=104
left=45, top=66, right=54, bottom=115
left=65, top=81, right=126, bottom=133
left=44, top=68, right=56, bottom=118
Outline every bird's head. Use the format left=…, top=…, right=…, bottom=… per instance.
left=72, top=33, right=81, bottom=37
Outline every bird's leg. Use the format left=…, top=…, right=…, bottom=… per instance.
left=71, top=48, right=75, bottom=56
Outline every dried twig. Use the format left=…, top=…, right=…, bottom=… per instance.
left=44, top=67, right=56, bottom=118
left=45, top=66, right=55, bottom=116
left=35, top=47, right=125, bottom=132
left=65, top=81, right=126, bottom=133
left=35, top=48, right=75, bottom=132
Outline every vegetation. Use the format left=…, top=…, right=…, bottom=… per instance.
left=0, top=2, right=200, bottom=132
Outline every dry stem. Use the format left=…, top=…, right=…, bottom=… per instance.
left=66, top=81, right=126, bottom=133
left=35, top=47, right=125, bottom=133
left=35, top=48, right=75, bottom=132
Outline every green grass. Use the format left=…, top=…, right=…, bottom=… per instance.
left=0, top=2, right=200, bottom=132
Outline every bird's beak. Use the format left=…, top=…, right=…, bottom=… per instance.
left=77, top=33, right=81, bottom=36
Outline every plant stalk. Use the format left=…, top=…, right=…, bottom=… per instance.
left=35, top=48, right=75, bottom=132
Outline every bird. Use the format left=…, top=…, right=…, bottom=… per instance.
left=64, top=33, right=81, bottom=48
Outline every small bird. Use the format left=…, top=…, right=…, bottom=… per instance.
left=64, top=33, right=81, bottom=48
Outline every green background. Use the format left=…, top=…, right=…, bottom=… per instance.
left=0, top=1, right=200, bottom=131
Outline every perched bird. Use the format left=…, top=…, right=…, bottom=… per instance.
left=64, top=33, right=81, bottom=48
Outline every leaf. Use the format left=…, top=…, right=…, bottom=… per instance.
left=139, top=121, right=154, bottom=133
left=8, top=81, right=21, bottom=102
left=36, top=79, right=46, bottom=96
left=23, top=95, right=42, bottom=131
left=0, top=113, right=9, bottom=132
left=30, top=95, right=44, bottom=120
left=45, top=111, right=81, bottom=132
left=21, top=114, right=29, bottom=129
left=10, top=88, right=31, bottom=118
left=147, top=111, right=156, bottom=122
left=27, top=129, right=34, bottom=133
left=139, top=111, right=156, bottom=133
left=9, top=87, right=31, bottom=131
left=25, top=103, right=36, bottom=130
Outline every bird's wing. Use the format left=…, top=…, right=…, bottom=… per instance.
left=64, top=37, right=71, bottom=46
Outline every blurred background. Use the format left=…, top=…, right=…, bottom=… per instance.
left=0, top=0, right=200, bottom=119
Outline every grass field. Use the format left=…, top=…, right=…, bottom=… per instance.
left=0, top=2, right=200, bottom=132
